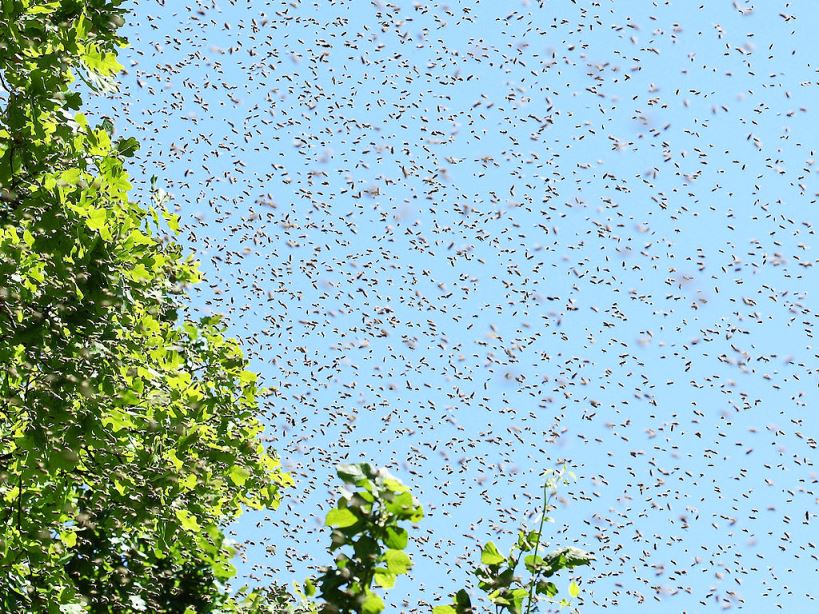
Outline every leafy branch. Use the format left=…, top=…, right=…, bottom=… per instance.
left=305, top=463, right=424, bottom=614
left=433, top=466, right=592, bottom=614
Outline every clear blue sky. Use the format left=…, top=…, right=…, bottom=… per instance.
left=94, top=0, right=818, bottom=611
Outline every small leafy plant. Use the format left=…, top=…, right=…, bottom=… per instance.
left=305, top=463, right=425, bottom=614
left=433, top=467, right=592, bottom=614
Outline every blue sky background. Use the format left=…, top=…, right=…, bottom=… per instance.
left=92, top=0, right=818, bottom=611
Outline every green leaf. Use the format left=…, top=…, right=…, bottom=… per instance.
left=385, top=491, right=423, bottom=521
left=536, top=581, right=558, bottom=598
left=373, top=568, right=396, bottom=588
left=552, top=546, right=593, bottom=567
left=129, top=263, right=152, bottom=282
left=354, top=535, right=379, bottom=559
left=384, top=526, right=408, bottom=550
left=337, top=463, right=368, bottom=484
left=541, top=547, right=593, bottom=576
left=488, top=589, right=511, bottom=606
left=175, top=509, right=200, bottom=532
left=228, top=465, right=250, bottom=487
left=379, top=474, right=409, bottom=494
left=304, top=578, right=316, bottom=597
left=511, top=587, right=528, bottom=611
left=116, top=136, right=140, bottom=157
left=524, top=554, right=545, bottom=573
left=384, top=549, right=412, bottom=575
left=212, top=559, right=236, bottom=581
left=524, top=530, right=543, bottom=551
left=27, top=1, right=60, bottom=14
left=85, top=208, right=107, bottom=231
left=361, top=592, right=385, bottom=614
left=60, top=530, right=78, bottom=548
left=325, top=507, right=358, bottom=528
left=432, top=607, right=457, bottom=614
left=568, top=581, right=580, bottom=598
left=454, top=589, right=473, bottom=612
left=480, top=541, right=506, bottom=566
left=82, top=45, right=124, bottom=77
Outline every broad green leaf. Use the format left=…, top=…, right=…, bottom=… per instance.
left=524, top=554, right=545, bottom=573
left=384, top=548, right=412, bottom=574
left=304, top=578, right=316, bottom=597
left=454, top=589, right=473, bottom=612
left=85, top=208, right=107, bottom=231
left=373, top=568, right=396, bottom=588
left=384, top=526, right=408, bottom=550
left=550, top=546, right=592, bottom=567
left=114, top=480, right=127, bottom=496
left=82, top=45, right=124, bottom=76
left=166, top=450, right=184, bottom=471
left=511, top=587, right=528, bottom=611
left=361, top=592, right=385, bottom=614
left=212, top=559, right=236, bottom=581
left=76, top=12, right=89, bottom=38
left=542, top=547, right=593, bottom=576
left=480, top=541, right=506, bottom=566
left=175, top=509, right=200, bottom=532
left=117, top=136, right=140, bottom=157
left=129, top=263, right=152, bottom=282
left=228, top=465, right=250, bottom=487
left=385, top=491, right=423, bottom=521
left=536, top=581, right=558, bottom=597
left=60, top=531, right=78, bottom=548
left=568, top=581, right=580, bottom=598
left=27, top=1, right=60, bottom=14
left=337, top=463, right=367, bottom=484
left=325, top=507, right=358, bottom=528
left=487, top=589, right=511, bottom=606
left=238, top=369, right=257, bottom=384
left=432, top=607, right=457, bottom=614
left=380, top=475, right=409, bottom=494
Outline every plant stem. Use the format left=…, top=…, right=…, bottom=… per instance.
left=525, top=481, right=555, bottom=614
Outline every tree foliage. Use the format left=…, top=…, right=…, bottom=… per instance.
left=307, top=463, right=425, bottom=613
left=0, top=1, right=290, bottom=610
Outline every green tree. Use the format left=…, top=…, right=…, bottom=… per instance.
left=0, top=1, right=291, bottom=610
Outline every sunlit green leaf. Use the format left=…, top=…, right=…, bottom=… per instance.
left=373, top=569, right=396, bottom=588
left=228, top=464, right=251, bottom=487
left=361, top=592, right=385, bottom=614
left=175, top=509, right=200, bottom=532
left=325, top=507, right=359, bottom=528
left=480, top=541, right=506, bottom=566
left=60, top=530, right=78, bottom=548
left=384, top=549, right=412, bottom=575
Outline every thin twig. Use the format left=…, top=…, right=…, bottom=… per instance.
left=525, top=480, right=556, bottom=614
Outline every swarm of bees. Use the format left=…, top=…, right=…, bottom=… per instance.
left=96, top=0, right=817, bottom=610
